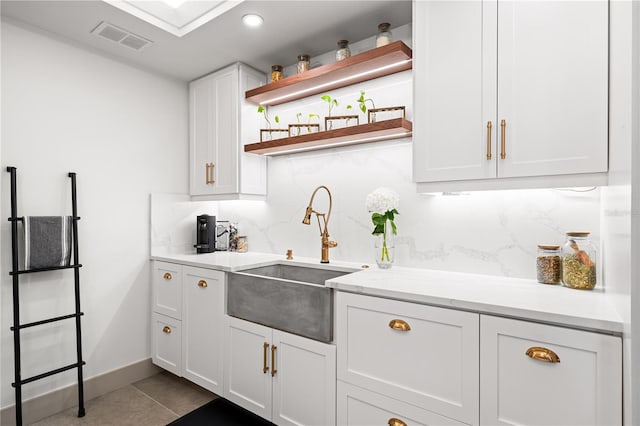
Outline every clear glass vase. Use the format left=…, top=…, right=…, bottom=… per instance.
left=374, top=220, right=395, bottom=269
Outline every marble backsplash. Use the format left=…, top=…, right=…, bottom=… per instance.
left=152, top=141, right=601, bottom=282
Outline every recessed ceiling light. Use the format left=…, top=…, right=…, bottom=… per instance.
left=242, top=13, right=263, bottom=27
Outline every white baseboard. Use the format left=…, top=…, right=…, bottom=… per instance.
left=1, top=358, right=162, bottom=425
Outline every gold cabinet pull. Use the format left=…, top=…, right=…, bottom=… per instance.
left=197, top=279, right=208, bottom=288
left=388, top=319, right=411, bottom=331
left=388, top=418, right=408, bottom=426
left=486, top=121, right=492, bottom=160
left=526, top=346, right=560, bottom=363
left=163, top=272, right=172, bottom=280
left=205, top=162, right=216, bottom=185
left=263, top=342, right=269, bottom=374
left=162, top=326, right=171, bottom=334
left=500, top=119, right=506, bottom=159
left=271, top=344, right=277, bottom=377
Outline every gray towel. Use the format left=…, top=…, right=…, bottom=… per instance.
left=24, top=216, right=72, bottom=269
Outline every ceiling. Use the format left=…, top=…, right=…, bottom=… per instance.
left=1, top=0, right=412, bottom=82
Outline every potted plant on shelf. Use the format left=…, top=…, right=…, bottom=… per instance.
left=357, top=90, right=406, bottom=124
left=289, top=112, right=320, bottom=137
left=258, top=105, right=288, bottom=142
left=322, top=94, right=359, bottom=130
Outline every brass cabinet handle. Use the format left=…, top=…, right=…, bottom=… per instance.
left=197, top=279, right=208, bottom=288
left=388, top=418, right=407, bottom=426
left=500, top=119, right=506, bottom=159
left=162, top=326, right=171, bottom=334
left=163, top=272, right=172, bottom=280
left=271, top=344, right=277, bottom=377
left=486, top=121, right=492, bottom=160
left=388, top=319, right=411, bottom=331
left=210, top=162, right=215, bottom=185
left=526, top=346, right=560, bottom=363
left=263, top=342, right=269, bottom=374
left=205, top=162, right=216, bottom=185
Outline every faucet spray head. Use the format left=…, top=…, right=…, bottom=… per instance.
left=302, top=206, right=313, bottom=225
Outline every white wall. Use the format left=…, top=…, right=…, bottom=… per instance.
left=0, top=21, right=188, bottom=408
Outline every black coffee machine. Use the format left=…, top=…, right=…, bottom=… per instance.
left=195, top=215, right=216, bottom=253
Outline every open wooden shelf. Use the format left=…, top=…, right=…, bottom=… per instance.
left=244, top=118, right=412, bottom=156
left=245, top=41, right=412, bottom=106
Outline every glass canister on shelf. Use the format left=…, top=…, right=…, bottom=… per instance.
left=376, top=22, right=392, bottom=47
left=297, top=54, right=310, bottom=74
left=271, top=65, right=283, bottom=82
left=335, top=40, right=351, bottom=61
left=561, top=232, right=597, bottom=290
left=536, top=244, right=561, bottom=284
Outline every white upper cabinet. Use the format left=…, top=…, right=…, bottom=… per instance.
left=189, top=63, right=267, bottom=199
left=413, top=0, right=609, bottom=191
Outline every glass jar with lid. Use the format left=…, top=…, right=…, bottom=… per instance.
left=335, top=40, right=351, bottom=61
left=536, top=244, right=561, bottom=284
left=376, top=22, right=392, bottom=47
left=297, top=54, right=310, bottom=74
left=561, top=232, right=597, bottom=290
left=271, top=65, right=283, bottom=82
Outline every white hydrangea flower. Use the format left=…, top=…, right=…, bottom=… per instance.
left=366, top=187, right=400, bottom=213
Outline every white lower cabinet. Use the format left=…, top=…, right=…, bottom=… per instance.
left=223, top=315, right=336, bottom=426
left=151, top=261, right=225, bottom=394
left=151, top=312, right=182, bottom=376
left=337, top=381, right=465, bottom=426
left=480, top=315, right=622, bottom=426
left=182, top=266, right=225, bottom=394
left=336, top=292, right=479, bottom=425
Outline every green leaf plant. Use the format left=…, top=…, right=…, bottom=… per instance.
left=357, top=90, right=376, bottom=122
left=257, top=105, right=279, bottom=131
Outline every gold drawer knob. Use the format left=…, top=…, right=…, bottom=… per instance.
left=162, top=326, right=172, bottom=334
left=163, top=272, right=172, bottom=280
left=388, top=319, right=411, bottom=331
left=388, top=418, right=407, bottom=426
left=198, top=280, right=208, bottom=288
left=526, top=346, right=560, bottom=363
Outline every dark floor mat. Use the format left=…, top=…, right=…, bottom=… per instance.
left=167, top=397, right=275, bottom=426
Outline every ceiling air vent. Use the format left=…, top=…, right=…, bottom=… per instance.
left=91, top=22, right=152, bottom=51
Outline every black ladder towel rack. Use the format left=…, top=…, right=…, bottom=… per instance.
left=6, top=166, right=86, bottom=425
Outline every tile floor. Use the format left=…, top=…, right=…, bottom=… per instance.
left=31, top=372, right=216, bottom=425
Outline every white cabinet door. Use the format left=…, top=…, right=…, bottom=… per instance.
left=413, top=0, right=608, bottom=188
left=152, top=261, right=182, bottom=320
left=224, top=316, right=273, bottom=420
left=151, top=313, right=182, bottom=376
left=337, top=292, right=479, bottom=425
left=497, top=1, right=608, bottom=178
left=480, top=315, right=622, bottom=425
left=272, top=330, right=336, bottom=426
left=182, top=267, right=224, bottom=394
left=413, top=0, right=497, bottom=183
left=189, top=66, right=238, bottom=196
left=337, top=381, right=465, bottom=426
left=189, top=63, right=266, bottom=199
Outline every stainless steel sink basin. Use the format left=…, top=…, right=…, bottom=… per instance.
left=227, top=263, right=356, bottom=342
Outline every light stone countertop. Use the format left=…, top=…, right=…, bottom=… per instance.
left=151, top=251, right=623, bottom=334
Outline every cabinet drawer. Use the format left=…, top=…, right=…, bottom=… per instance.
left=480, top=315, right=622, bottom=425
left=152, top=261, right=182, bottom=319
left=336, top=292, right=479, bottom=425
left=337, top=381, right=465, bottom=426
left=152, top=313, right=182, bottom=376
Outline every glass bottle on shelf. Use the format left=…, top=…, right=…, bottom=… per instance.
left=335, top=40, right=351, bottom=61
left=297, top=54, right=310, bottom=74
left=270, top=65, right=283, bottom=82
left=561, top=232, right=597, bottom=290
left=376, top=22, right=392, bottom=47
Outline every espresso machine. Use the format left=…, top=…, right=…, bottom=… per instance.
left=195, top=215, right=216, bottom=253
